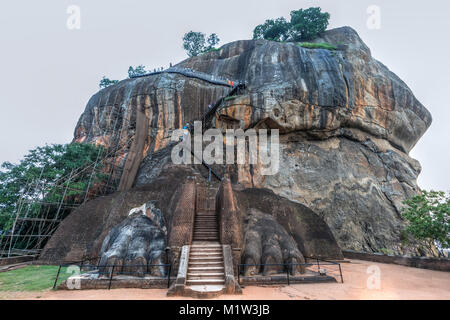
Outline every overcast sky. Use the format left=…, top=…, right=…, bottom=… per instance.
left=0, top=0, right=448, bottom=191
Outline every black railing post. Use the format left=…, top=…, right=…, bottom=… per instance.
left=339, top=264, right=344, bottom=283
left=53, top=265, right=62, bottom=289
left=317, top=258, right=320, bottom=273
left=108, top=265, right=115, bottom=290
left=167, top=264, right=172, bottom=288
left=286, top=264, right=290, bottom=285
left=238, top=265, right=240, bottom=285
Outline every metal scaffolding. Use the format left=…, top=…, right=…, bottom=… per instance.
left=0, top=103, right=135, bottom=259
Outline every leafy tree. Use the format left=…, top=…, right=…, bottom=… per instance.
left=402, top=190, right=450, bottom=256
left=0, top=143, right=107, bottom=234
left=252, top=7, right=330, bottom=42
left=253, top=18, right=291, bottom=42
left=206, top=33, right=220, bottom=50
left=128, top=65, right=147, bottom=78
left=290, top=7, right=330, bottom=41
left=183, top=31, right=220, bottom=57
left=183, top=31, right=206, bottom=57
left=99, top=76, right=119, bottom=89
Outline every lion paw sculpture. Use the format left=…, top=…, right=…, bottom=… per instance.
left=98, top=201, right=167, bottom=277
left=242, top=209, right=306, bottom=276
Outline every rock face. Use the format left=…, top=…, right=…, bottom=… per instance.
left=51, top=26, right=432, bottom=258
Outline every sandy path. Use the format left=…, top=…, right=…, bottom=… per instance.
left=1, top=259, right=449, bottom=300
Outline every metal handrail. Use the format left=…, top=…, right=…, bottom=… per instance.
left=53, top=260, right=172, bottom=290
left=237, top=259, right=344, bottom=285
left=130, top=67, right=241, bottom=88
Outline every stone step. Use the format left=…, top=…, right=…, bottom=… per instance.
left=190, top=252, right=222, bottom=257
left=190, top=246, right=221, bottom=249
left=194, top=231, right=219, bottom=237
left=191, top=241, right=220, bottom=244
left=194, top=226, right=218, bottom=229
left=191, top=243, right=221, bottom=247
left=195, top=222, right=217, bottom=225
left=190, top=251, right=222, bottom=255
left=187, top=272, right=224, bottom=277
left=194, top=231, right=219, bottom=234
left=186, top=279, right=225, bottom=285
left=189, top=262, right=224, bottom=267
left=194, top=232, right=219, bottom=239
left=194, top=225, right=217, bottom=228
left=188, top=266, right=224, bottom=271
left=190, top=246, right=221, bottom=250
left=193, top=238, right=220, bottom=241
left=187, top=273, right=224, bottom=280
left=193, top=235, right=219, bottom=238
left=189, top=257, right=223, bottom=263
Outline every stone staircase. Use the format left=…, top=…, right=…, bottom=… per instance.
left=186, top=186, right=225, bottom=291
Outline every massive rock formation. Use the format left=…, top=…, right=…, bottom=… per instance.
left=42, top=26, right=432, bottom=262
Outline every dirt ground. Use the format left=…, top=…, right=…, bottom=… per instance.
left=1, top=259, right=449, bottom=300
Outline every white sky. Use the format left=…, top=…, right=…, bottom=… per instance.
left=0, top=0, right=448, bottom=191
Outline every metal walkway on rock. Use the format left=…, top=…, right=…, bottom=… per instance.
left=130, top=66, right=242, bottom=88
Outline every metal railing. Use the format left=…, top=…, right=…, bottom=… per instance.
left=130, top=66, right=241, bottom=88
left=53, top=257, right=172, bottom=290
left=237, top=258, right=343, bottom=285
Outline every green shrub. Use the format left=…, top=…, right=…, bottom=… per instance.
left=298, top=42, right=337, bottom=50
left=379, top=248, right=394, bottom=255
left=99, top=76, right=119, bottom=89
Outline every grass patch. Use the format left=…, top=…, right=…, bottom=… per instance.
left=224, top=95, right=237, bottom=102
left=298, top=42, right=337, bottom=51
left=202, top=47, right=220, bottom=54
left=0, top=265, right=70, bottom=291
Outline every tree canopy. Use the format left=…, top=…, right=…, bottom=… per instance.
left=183, top=31, right=220, bottom=57
left=402, top=190, right=450, bottom=256
left=253, top=7, right=330, bottom=42
left=128, top=65, right=147, bottom=78
left=253, top=17, right=291, bottom=42
left=99, top=76, right=119, bottom=89
left=0, top=143, right=106, bottom=233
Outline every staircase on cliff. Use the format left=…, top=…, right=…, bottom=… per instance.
left=186, top=185, right=225, bottom=289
